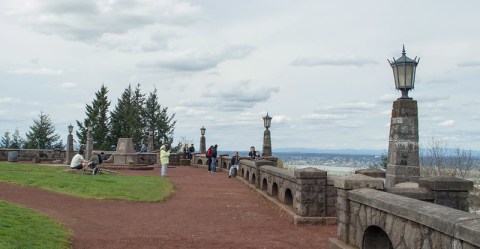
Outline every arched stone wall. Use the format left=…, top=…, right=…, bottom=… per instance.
left=262, top=178, right=268, bottom=191
left=363, top=226, right=393, bottom=249
left=272, top=182, right=278, bottom=197
left=284, top=188, right=293, bottom=206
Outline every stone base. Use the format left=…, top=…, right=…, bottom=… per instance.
left=179, top=159, right=191, bottom=166
left=385, top=164, right=420, bottom=187
left=386, top=185, right=433, bottom=200
left=328, top=238, right=357, bottom=249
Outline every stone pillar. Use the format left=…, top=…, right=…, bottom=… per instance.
left=385, top=99, right=420, bottom=188
left=200, top=135, right=206, bottom=154
left=419, top=176, right=473, bottom=212
left=262, top=129, right=272, bottom=157
left=147, top=131, right=154, bottom=152
left=329, top=174, right=384, bottom=247
left=86, top=128, right=93, bottom=160
left=65, top=133, right=74, bottom=165
left=293, top=168, right=327, bottom=217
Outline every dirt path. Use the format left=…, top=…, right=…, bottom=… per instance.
left=0, top=167, right=336, bottom=248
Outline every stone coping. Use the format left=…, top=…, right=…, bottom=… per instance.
left=259, top=165, right=296, bottom=181
left=419, top=176, right=474, bottom=191
left=348, top=188, right=480, bottom=246
left=334, top=174, right=384, bottom=190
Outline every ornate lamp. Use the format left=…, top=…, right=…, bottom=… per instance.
left=388, top=45, right=420, bottom=99
left=200, top=126, right=206, bottom=136
left=263, top=113, right=272, bottom=129
left=68, top=124, right=73, bottom=134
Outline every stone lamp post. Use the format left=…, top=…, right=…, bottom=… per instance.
left=200, top=126, right=206, bottom=153
left=262, top=113, right=272, bottom=157
left=385, top=46, right=421, bottom=188
left=65, top=124, right=74, bottom=164
left=86, top=125, right=93, bottom=160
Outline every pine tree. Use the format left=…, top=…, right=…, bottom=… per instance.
left=144, top=87, right=176, bottom=149
left=76, top=84, right=111, bottom=150
left=109, top=84, right=145, bottom=150
left=1, top=131, right=11, bottom=148
left=11, top=129, right=24, bottom=149
left=25, top=112, right=62, bottom=149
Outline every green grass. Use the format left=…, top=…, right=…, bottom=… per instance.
left=0, top=200, right=70, bottom=249
left=0, top=163, right=174, bottom=202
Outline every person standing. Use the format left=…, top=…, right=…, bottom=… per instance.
left=228, top=151, right=240, bottom=178
left=206, top=145, right=213, bottom=172
left=160, top=145, right=170, bottom=177
left=211, top=144, right=218, bottom=172
left=188, top=143, right=195, bottom=159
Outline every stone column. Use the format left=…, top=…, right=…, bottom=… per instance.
left=385, top=99, right=420, bottom=188
left=200, top=135, right=206, bottom=154
left=65, top=133, right=74, bottom=165
left=86, top=128, right=93, bottom=160
left=262, top=129, right=272, bottom=157
left=147, top=130, right=154, bottom=152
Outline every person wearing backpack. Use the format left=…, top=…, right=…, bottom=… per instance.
left=206, top=145, right=213, bottom=172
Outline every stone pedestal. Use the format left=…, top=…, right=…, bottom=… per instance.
left=419, top=176, right=473, bottom=212
left=262, top=129, right=272, bottom=157
left=86, top=132, right=93, bottom=161
left=386, top=99, right=419, bottom=187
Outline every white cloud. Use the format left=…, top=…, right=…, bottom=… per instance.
left=138, top=45, right=254, bottom=72
left=438, top=119, right=455, bottom=127
left=0, top=97, right=21, bottom=104
left=59, top=82, right=78, bottom=89
left=10, top=68, right=63, bottom=75
left=291, top=55, right=377, bottom=67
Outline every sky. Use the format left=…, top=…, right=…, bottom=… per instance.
left=1, top=0, right=480, bottom=152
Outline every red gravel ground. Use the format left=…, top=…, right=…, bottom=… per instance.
left=0, top=166, right=336, bottom=248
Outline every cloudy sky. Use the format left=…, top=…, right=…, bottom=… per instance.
left=1, top=0, right=480, bottom=152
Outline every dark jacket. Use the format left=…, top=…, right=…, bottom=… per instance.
left=230, top=156, right=239, bottom=166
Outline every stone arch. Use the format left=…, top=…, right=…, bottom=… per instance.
left=272, top=182, right=279, bottom=198
left=363, top=226, right=393, bottom=249
left=197, top=159, right=203, bottom=165
left=246, top=170, right=250, bottom=180
left=222, top=161, right=227, bottom=169
left=251, top=173, right=256, bottom=184
left=284, top=188, right=293, bottom=206
left=240, top=168, right=245, bottom=177
left=262, top=178, right=268, bottom=191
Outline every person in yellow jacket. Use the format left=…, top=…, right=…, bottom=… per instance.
left=160, top=145, right=170, bottom=177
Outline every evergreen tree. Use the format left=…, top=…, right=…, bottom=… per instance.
left=1, top=131, right=11, bottom=148
left=24, top=112, right=62, bottom=149
left=144, top=88, right=176, bottom=149
left=109, top=84, right=144, bottom=149
left=11, top=129, right=24, bottom=149
left=76, top=84, right=111, bottom=150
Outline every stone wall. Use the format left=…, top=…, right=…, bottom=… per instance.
left=0, top=148, right=66, bottom=162
left=239, top=159, right=337, bottom=220
left=329, top=175, right=480, bottom=249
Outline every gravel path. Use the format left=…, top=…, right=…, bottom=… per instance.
left=0, top=166, right=336, bottom=248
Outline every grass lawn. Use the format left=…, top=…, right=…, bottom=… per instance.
left=0, top=163, right=174, bottom=202
left=0, top=200, right=70, bottom=249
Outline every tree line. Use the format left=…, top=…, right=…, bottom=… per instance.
left=0, top=84, right=176, bottom=151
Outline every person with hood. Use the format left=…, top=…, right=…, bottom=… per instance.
left=160, top=145, right=170, bottom=177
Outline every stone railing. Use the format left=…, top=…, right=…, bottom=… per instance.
left=329, top=174, right=480, bottom=249
left=0, top=148, right=66, bottom=162
left=238, top=158, right=337, bottom=224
